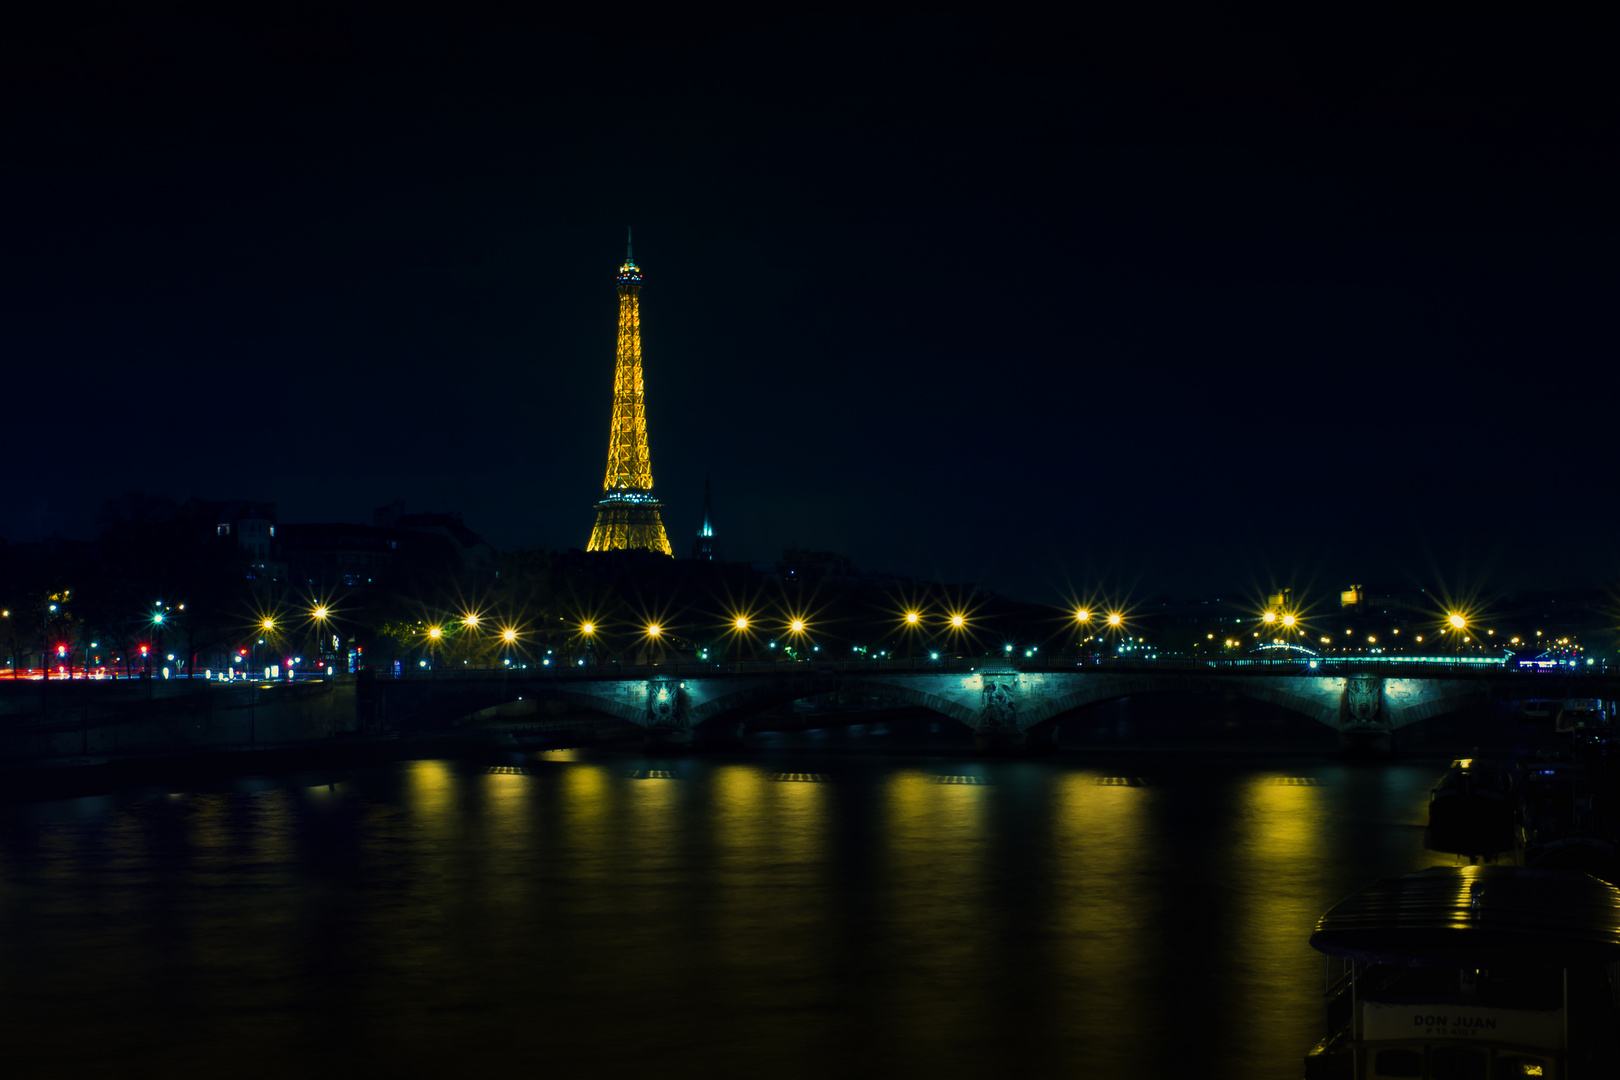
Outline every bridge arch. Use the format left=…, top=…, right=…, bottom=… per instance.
left=687, top=676, right=978, bottom=731
left=1018, top=673, right=1342, bottom=732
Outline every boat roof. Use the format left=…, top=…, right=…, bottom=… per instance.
left=1310, top=866, right=1620, bottom=968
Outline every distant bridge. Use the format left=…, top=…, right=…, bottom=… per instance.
left=359, top=658, right=1619, bottom=751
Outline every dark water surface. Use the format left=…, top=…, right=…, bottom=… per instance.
left=0, top=744, right=1457, bottom=1077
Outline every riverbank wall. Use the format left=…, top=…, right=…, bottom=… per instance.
left=0, top=678, right=356, bottom=760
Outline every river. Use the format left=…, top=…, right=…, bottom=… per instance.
left=0, top=716, right=1480, bottom=1077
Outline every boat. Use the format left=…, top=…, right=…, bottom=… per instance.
left=1425, top=756, right=1515, bottom=856
left=1518, top=754, right=1620, bottom=886
left=1304, top=865, right=1620, bottom=1078
left=1555, top=700, right=1607, bottom=738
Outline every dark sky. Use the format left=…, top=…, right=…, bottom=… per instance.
left=4, top=8, right=1616, bottom=603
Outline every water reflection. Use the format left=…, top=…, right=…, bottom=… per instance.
left=878, top=768, right=991, bottom=1062
left=0, top=753, right=1462, bottom=1077
left=1049, top=771, right=1154, bottom=1069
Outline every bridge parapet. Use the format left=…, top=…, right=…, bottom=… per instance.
left=357, top=661, right=1600, bottom=741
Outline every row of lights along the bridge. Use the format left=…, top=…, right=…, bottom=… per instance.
left=132, top=600, right=1492, bottom=658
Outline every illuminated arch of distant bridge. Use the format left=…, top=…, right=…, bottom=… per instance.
left=361, top=658, right=1586, bottom=747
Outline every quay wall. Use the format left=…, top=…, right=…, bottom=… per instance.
left=0, top=678, right=357, bottom=760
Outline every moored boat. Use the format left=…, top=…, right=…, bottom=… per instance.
left=1517, top=754, right=1619, bottom=886
left=1303, top=865, right=1620, bottom=1078
left=1426, top=756, right=1515, bottom=856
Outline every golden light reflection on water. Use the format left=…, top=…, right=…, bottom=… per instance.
left=407, top=760, right=455, bottom=830
left=0, top=753, right=1462, bottom=1077
left=556, top=764, right=614, bottom=891
left=1234, top=775, right=1325, bottom=1047
left=1049, top=771, right=1152, bottom=1065
left=708, top=765, right=831, bottom=981
left=623, top=768, right=680, bottom=879
left=880, top=769, right=990, bottom=1050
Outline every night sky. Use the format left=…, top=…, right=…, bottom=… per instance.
left=5, top=9, right=1615, bottom=602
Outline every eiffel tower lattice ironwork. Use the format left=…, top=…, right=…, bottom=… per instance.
left=586, top=230, right=672, bottom=555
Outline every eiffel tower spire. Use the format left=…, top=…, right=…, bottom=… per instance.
left=586, top=233, right=672, bottom=555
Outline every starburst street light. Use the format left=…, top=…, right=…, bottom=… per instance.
left=646, top=623, right=662, bottom=638
left=905, top=611, right=921, bottom=625
left=790, top=619, right=805, bottom=633
left=1107, top=613, right=1123, bottom=627
left=313, top=606, right=328, bottom=621
left=1448, top=613, right=1466, bottom=630
left=1263, top=611, right=1278, bottom=624
left=1282, top=614, right=1297, bottom=628
left=261, top=618, right=275, bottom=632
left=949, top=614, right=965, bottom=629
left=1076, top=609, right=1091, bottom=623
left=581, top=622, right=595, bottom=636
left=734, top=616, right=749, bottom=630
left=502, top=628, right=517, bottom=644
left=427, top=626, right=443, bottom=640
left=463, top=613, right=480, bottom=629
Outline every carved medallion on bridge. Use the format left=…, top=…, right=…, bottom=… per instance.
left=646, top=679, right=686, bottom=729
left=1342, top=675, right=1384, bottom=728
left=978, top=673, right=1020, bottom=732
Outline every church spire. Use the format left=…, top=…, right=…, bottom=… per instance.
left=692, top=477, right=720, bottom=561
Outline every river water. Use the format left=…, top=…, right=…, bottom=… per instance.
left=0, top=722, right=1472, bottom=1078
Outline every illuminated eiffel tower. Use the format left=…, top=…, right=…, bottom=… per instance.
left=586, top=230, right=673, bottom=555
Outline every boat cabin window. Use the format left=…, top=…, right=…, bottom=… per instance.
left=1499, top=1057, right=1548, bottom=1077
left=1374, top=1048, right=1422, bottom=1076
left=1429, top=1046, right=1487, bottom=1080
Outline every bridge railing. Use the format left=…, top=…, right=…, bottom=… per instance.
left=370, top=656, right=1611, bottom=682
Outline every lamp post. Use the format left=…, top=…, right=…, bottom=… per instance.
left=311, top=605, right=330, bottom=672
left=426, top=625, right=443, bottom=674
left=894, top=609, right=924, bottom=661
left=150, top=607, right=168, bottom=678
left=580, top=622, right=595, bottom=671
left=459, top=613, right=480, bottom=670
left=258, top=618, right=275, bottom=677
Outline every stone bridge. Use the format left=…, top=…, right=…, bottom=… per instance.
left=361, top=661, right=1572, bottom=751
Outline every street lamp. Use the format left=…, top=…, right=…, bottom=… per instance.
left=311, top=606, right=331, bottom=671
left=424, top=625, right=443, bottom=672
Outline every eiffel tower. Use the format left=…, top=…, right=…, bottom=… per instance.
left=586, top=230, right=672, bottom=554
